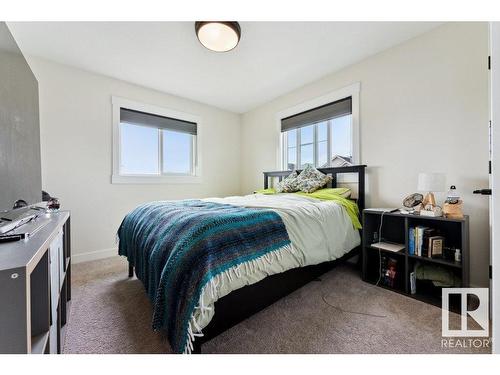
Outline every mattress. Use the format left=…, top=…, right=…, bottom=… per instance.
left=196, top=193, right=361, bottom=330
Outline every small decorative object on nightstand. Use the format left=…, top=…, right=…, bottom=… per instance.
left=418, top=172, right=446, bottom=217
left=401, top=193, right=424, bottom=214
left=442, top=185, right=464, bottom=219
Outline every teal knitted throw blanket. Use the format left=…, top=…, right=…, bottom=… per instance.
left=117, top=200, right=291, bottom=353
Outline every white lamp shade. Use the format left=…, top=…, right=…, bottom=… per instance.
left=417, top=173, right=446, bottom=192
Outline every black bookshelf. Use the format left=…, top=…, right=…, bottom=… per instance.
left=362, top=209, right=469, bottom=309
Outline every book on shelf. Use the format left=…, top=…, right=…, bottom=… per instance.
left=414, top=226, right=420, bottom=256
left=408, top=226, right=444, bottom=258
left=429, top=236, right=445, bottom=258
left=409, top=227, right=415, bottom=255
left=416, top=226, right=427, bottom=256
left=422, top=228, right=436, bottom=257
left=410, top=270, right=417, bottom=294
left=381, top=255, right=399, bottom=288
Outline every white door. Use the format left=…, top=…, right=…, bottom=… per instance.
left=490, top=22, right=500, bottom=354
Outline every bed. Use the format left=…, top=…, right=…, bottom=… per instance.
left=118, top=165, right=366, bottom=354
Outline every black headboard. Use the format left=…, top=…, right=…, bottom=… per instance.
left=263, top=165, right=367, bottom=213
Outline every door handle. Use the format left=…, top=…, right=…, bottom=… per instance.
left=473, top=189, right=492, bottom=195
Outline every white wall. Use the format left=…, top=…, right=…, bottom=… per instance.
left=240, top=22, right=490, bottom=287
left=28, top=57, right=241, bottom=263
left=28, top=23, right=490, bottom=286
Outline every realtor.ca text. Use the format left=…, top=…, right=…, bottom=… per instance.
left=441, top=338, right=491, bottom=349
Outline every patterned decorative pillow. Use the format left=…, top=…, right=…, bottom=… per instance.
left=275, top=171, right=299, bottom=193
left=296, top=164, right=333, bottom=193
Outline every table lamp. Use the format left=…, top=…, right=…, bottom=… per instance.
left=417, top=172, right=446, bottom=214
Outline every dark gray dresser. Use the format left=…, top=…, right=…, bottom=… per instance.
left=0, top=211, right=71, bottom=354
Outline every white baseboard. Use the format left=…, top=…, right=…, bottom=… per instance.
left=72, top=247, right=118, bottom=264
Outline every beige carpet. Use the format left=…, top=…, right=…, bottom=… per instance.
left=64, top=256, right=490, bottom=354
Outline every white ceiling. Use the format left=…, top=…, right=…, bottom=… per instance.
left=8, top=22, right=441, bottom=113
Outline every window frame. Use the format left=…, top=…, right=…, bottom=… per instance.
left=281, top=121, right=338, bottom=170
left=111, top=96, right=202, bottom=184
left=276, top=82, right=360, bottom=171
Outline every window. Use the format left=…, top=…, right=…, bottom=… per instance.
left=281, top=97, right=353, bottom=170
left=112, top=97, right=201, bottom=183
left=120, top=122, right=160, bottom=175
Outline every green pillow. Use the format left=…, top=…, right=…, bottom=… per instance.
left=254, top=188, right=276, bottom=195
left=254, top=187, right=351, bottom=199
left=296, top=188, right=351, bottom=200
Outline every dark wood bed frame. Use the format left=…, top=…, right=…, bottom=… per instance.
left=127, top=165, right=366, bottom=353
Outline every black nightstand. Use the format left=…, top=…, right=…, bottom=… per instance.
left=362, top=209, right=469, bottom=309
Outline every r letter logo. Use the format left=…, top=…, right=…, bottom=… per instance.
left=442, top=288, right=489, bottom=337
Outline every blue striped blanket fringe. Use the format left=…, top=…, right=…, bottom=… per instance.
left=117, top=200, right=292, bottom=353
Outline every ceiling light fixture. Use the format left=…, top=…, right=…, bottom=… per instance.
left=195, top=21, right=241, bottom=52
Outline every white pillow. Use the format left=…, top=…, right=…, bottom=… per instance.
left=296, top=164, right=333, bottom=193
left=275, top=171, right=299, bottom=193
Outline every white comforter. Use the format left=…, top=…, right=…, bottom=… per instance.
left=206, top=193, right=360, bottom=266
left=192, top=193, right=360, bottom=331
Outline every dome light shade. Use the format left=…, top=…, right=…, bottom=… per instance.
left=195, top=22, right=241, bottom=52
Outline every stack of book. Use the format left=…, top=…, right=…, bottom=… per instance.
left=381, top=255, right=399, bottom=288
left=408, top=226, right=444, bottom=258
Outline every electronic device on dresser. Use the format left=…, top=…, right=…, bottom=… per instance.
left=0, top=207, right=39, bottom=235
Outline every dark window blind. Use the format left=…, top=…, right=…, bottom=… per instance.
left=281, top=97, right=351, bottom=132
left=120, top=108, right=197, bottom=135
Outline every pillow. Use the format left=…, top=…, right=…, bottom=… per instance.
left=297, top=187, right=352, bottom=200
left=296, top=164, right=333, bottom=193
left=275, top=171, right=299, bottom=193
left=254, top=187, right=351, bottom=199
left=254, top=188, right=276, bottom=195
left=329, top=187, right=351, bottom=199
